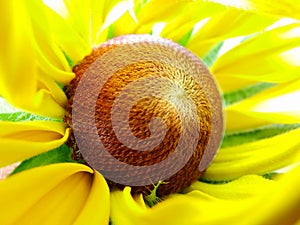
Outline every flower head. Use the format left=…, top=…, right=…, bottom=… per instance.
left=0, top=0, right=300, bottom=225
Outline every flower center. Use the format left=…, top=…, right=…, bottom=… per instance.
left=64, top=34, right=223, bottom=196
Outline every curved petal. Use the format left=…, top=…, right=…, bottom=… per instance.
left=206, top=0, right=300, bottom=20
left=73, top=170, right=110, bottom=225
left=226, top=79, right=300, bottom=131
left=25, top=0, right=75, bottom=84
left=0, top=163, right=110, bottom=225
left=26, top=0, right=91, bottom=67
left=0, top=121, right=69, bottom=167
left=225, top=109, right=272, bottom=132
left=95, top=0, right=136, bottom=44
left=212, top=23, right=300, bottom=92
left=0, top=1, right=68, bottom=118
left=203, top=127, right=300, bottom=181
left=160, top=1, right=226, bottom=43
left=111, top=165, right=300, bottom=225
left=184, top=175, right=274, bottom=200
left=186, top=7, right=276, bottom=57
left=20, top=88, right=67, bottom=119
left=0, top=1, right=37, bottom=107
left=110, top=187, right=149, bottom=225
left=43, top=0, right=131, bottom=48
left=38, top=71, right=68, bottom=108
left=113, top=0, right=193, bottom=36
left=245, top=163, right=300, bottom=225
left=110, top=186, right=261, bottom=225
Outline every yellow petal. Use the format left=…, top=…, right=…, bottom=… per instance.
left=38, top=71, right=68, bottom=108
left=206, top=0, right=300, bottom=20
left=0, top=1, right=37, bottom=106
left=90, top=0, right=108, bottom=44
left=0, top=163, right=110, bottom=225
left=185, top=175, right=274, bottom=200
left=111, top=171, right=300, bottom=225
left=28, top=0, right=91, bottom=66
left=186, top=7, right=276, bottom=57
left=110, top=186, right=259, bottom=225
left=160, top=1, right=226, bottom=42
left=62, top=0, right=93, bottom=47
left=110, top=187, right=147, bottom=225
left=203, top=127, right=300, bottom=181
left=49, top=0, right=131, bottom=47
left=11, top=87, right=67, bottom=119
left=25, top=0, right=75, bottom=84
left=0, top=121, right=69, bottom=167
left=113, top=0, right=191, bottom=36
left=212, top=23, right=300, bottom=92
left=245, top=163, right=300, bottom=225
left=0, top=1, right=68, bottom=118
left=73, top=170, right=110, bottom=225
left=226, top=79, right=300, bottom=131
left=225, top=109, right=272, bottom=132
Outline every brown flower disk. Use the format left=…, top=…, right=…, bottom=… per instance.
left=64, top=35, right=223, bottom=196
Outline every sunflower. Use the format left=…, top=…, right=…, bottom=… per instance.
left=1, top=0, right=300, bottom=225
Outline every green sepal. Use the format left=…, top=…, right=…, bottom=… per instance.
left=135, top=0, right=149, bottom=15
left=10, top=144, right=77, bottom=175
left=202, top=41, right=224, bottom=68
left=0, top=98, right=61, bottom=122
left=221, top=123, right=300, bottom=148
left=0, top=111, right=60, bottom=122
left=223, top=82, right=276, bottom=106
left=177, top=29, right=194, bottom=47
left=62, top=49, right=75, bottom=68
left=200, top=173, right=278, bottom=184
left=107, top=24, right=115, bottom=40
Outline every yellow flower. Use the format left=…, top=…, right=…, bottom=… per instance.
left=0, top=0, right=300, bottom=225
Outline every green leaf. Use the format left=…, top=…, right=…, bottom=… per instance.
left=202, top=41, right=224, bottom=68
left=221, top=123, right=300, bottom=148
left=10, top=144, right=77, bottom=175
left=223, top=82, right=276, bottom=106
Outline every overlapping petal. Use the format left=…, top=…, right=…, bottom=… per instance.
left=160, top=1, right=226, bottom=43
left=226, top=79, right=300, bottom=131
left=184, top=175, right=274, bottom=200
left=110, top=176, right=272, bottom=225
left=113, top=0, right=275, bottom=56
left=0, top=121, right=69, bottom=167
left=207, top=0, right=300, bottom=20
left=186, top=7, right=276, bottom=57
left=0, top=1, right=37, bottom=110
left=212, top=23, right=300, bottom=92
left=243, top=163, right=300, bottom=225
left=111, top=164, right=300, bottom=225
left=113, top=0, right=192, bottom=36
left=0, top=1, right=69, bottom=118
left=26, top=0, right=91, bottom=68
left=0, top=163, right=110, bottom=225
left=43, top=0, right=133, bottom=49
left=203, top=127, right=300, bottom=181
